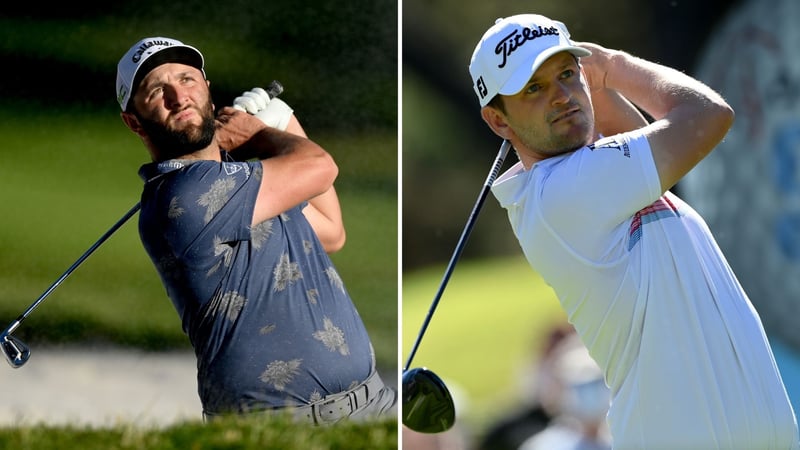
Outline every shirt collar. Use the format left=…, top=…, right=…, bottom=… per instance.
left=137, top=150, right=233, bottom=182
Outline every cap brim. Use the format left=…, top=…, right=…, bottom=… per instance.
left=499, top=46, right=592, bottom=97
left=129, top=46, right=205, bottom=105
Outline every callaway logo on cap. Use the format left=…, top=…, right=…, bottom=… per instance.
left=469, top=14, right=591, bottom=107
left=116, top=37, right=205, bottom=111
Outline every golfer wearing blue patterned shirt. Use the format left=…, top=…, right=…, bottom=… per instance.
left=116, top=36, right=395, bottom=422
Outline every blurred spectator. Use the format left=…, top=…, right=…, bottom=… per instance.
left=403, top=425, right=469, bottom=450
left=518, top=333, right=611, bottom=450
left=475, top=323, right=576, bottom=450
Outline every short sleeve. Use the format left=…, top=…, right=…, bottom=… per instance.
left=156, top=160, right=261, bottom=257
left=536, top=130, right=661, bottom=259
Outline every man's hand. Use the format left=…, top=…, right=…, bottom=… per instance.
left=569, top=42, right=648, bottom=137
left=233, top=87, right=294, bottom=131
left=214, top=106, right=269, bottom=153
left=575, top=42, right=616, bottom=93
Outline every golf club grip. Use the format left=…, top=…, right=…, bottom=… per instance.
left=266, top=80, right=284, bottom=99
left=484, top=142, right=509, bottom=187
left=404, top=140, right=511, bottom=371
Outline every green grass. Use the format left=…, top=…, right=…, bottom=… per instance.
left=0, top=108, right=397, bottom=372
left=402, top=256, right=568, bottom=431
left=0, top=415, right=397, bottom=450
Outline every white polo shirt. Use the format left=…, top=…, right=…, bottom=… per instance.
left=491, top=130, right=799, bottom=449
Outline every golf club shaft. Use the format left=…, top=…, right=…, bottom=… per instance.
left=404, top=140, right=511, bottom=371
left=1, top=202, right=141, bottom=337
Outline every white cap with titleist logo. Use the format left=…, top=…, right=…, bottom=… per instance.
left=116, top=37, right=205, bottom=111
left=469, top=14, right=591, bottom=107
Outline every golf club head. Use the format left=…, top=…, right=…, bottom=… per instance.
left=1, top=334, right=31, bottom=368
left=402, top=367, right=456, bottom=433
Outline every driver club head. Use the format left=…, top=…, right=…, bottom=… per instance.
left=1, top=334, right=31, bottom=368
left=402, top=367, right=456, bottom=433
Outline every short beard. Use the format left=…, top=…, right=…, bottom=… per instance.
left=524, top=130, right=590, bottom=157
left=136, top=99, right=216, bottom=161
left=512, top=109, right=593, bottom=157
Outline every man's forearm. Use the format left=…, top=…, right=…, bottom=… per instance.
left=601, top=49, right=730, bottom=122
left=221, top=114, right=306, bottom=162
left=228, top=126, right=304, bottom=162
left=303, top=187, right=346, bottom=253
left=590, top=87, right=649, bottom=136
left=579, top=42, right=733, bottom=192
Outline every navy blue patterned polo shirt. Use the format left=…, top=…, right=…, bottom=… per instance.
left=137, top=153, right=374, bottom=414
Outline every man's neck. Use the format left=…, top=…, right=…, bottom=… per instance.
left=519, top=150, right=547, bottom=170
left=179, top=146, right=222, bottom=162
left=152, top=144, right=222, bottom=163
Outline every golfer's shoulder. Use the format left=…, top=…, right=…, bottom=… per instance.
left=171, top=159, right=256, bottom=184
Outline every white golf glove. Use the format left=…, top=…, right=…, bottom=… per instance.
left=232, top=87, right=293, bottom=131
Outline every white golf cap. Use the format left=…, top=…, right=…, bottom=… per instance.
left=116, top=37, right=205, bottom=111
left=469, top=14, right=591, bottom=107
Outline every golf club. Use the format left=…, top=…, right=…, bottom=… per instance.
left=403, top=139, right=511, bottom=433
left=1, top=202, right=141, bottom=368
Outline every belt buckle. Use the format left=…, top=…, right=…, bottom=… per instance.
left=310, top=377, right=378, bottom=424
left=313, top=394, right=353, bottom=424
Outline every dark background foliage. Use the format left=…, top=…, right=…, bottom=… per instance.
left=0, top=0, right=397, bottom=131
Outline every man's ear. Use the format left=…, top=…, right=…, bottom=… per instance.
left=481, top=105, right=514, bottom=140
left=120, top=111, right=145, bottom=137
left=206, top=79, right=215, bottom=112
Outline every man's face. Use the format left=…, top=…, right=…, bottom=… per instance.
left=130, top=63, right=216, bottom=159
left=501, top=52, right=594, bottom=157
